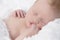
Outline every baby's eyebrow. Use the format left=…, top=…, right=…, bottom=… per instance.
left=34, top=13, right=38, bottom=16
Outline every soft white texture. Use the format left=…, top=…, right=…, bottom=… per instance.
left=0, top=0, right=36, bottom=19
left=0, top=19, right=11, bottom=40
left=24, top=19, right=60, bottom=40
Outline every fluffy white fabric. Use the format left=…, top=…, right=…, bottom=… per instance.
left=0, top=0, right=36, bottom=19
left=0, top=19, right=11, bottom=40
left=24, top=19, right=60, bottom=40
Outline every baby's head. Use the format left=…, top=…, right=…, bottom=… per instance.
left=25, top=0, right=60, bottom=29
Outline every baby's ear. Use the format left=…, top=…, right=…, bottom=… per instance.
left=10, top=9, right=26, bottom=18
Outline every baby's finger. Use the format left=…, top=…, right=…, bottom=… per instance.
left=21, top=10, right=26, bottom=18
left=16, top=10, right=26, bottom=18
left=16, top=10, right=21, bottom=17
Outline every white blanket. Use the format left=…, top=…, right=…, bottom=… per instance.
left=24, top=19, right=60, bottom=40
left=0, top=19, right=11, bottom=40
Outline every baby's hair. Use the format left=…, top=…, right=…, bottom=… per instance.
left=36, top=0, right=60, bottom=10
left=48, top=0, right=60, bottom=10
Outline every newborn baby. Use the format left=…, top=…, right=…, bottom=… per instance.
left=23, top=0, right=60, bottom=40
left=0, top=0, right=60, bottom=40
left=15, top=0, right=60, bottom=40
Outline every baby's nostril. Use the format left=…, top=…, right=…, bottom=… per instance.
left=30, top=22, right=35, bottom=25
left=30, top=22, right=33, bottom=25
left=39, top=28, right=42, bottom=30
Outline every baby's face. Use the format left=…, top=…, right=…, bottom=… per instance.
left=25, top=0, right=55, bottom=29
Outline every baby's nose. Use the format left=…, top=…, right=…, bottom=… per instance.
left=38, top=18, right=43, bottom=23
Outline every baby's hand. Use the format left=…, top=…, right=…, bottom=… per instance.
left=4, top=9, right=26, bottom=39
left=10, top=9, right=26, bottom=18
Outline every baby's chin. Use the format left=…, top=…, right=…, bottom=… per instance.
left=28, top=29, right=40, bottom=37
